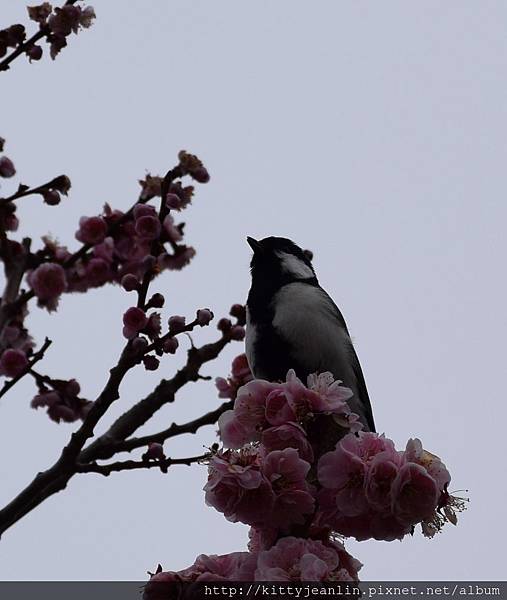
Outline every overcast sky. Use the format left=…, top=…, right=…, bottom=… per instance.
left=1, top=0, right=506, bottom=582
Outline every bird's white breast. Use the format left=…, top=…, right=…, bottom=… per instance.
left=271, top=282, right=355, bottom=384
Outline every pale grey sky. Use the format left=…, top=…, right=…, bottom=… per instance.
left=0, top=0, right=506, bottom=581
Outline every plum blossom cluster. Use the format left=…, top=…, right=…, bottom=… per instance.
left=0, top=140, right=212, bottom=428
left=147, top=360, right=465, bottom=588
left=25, top=155, right=207, bottom=314
left=316, top=433, right=464, bottom=541
left=144, top=536, right=361, bottom=596
left=209, top=368, right=462, bottom=543
left=0, top=2, right=95, bottom=69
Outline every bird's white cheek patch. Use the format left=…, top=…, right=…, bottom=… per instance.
left=276, top=251, right=314, bottom=279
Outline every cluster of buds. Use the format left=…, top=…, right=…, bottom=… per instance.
left=24, top=152, right=209, bottom=314
left=0, top=146, right=216, bottom=431
left=0, top=2, right=95, bottom=68
left=121, top=302, right=245, bottom=373
left=31, top=377, right=91, bottom=423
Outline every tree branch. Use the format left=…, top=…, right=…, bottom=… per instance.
left=79, top=333, right=231, bottom=463
left=75, top=453, right=208, bottom=476
left=0, top=337, right=52, bottom=400
left=106, top=399, right=233, bottom=456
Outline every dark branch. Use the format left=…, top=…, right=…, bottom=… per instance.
left=0, top=337, right=52, bottom=400
left=75, top=453, right=208, bottom=476
left=107, top=400, right=233, bottom=456
left=79, top=333, right=232, bottom=463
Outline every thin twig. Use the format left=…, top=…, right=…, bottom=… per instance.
left=107, top=400, right=233, bottom=456
left=136, top=165, right=183, bottom=309
left=79, top=333, right=232, bottom=463
left=0, top=179, right=60, bottom=207
left=0, top=329, right=235, bottom=536
left=75, top=453, right=209, bottom=477
left=0, top=337, right=52, bottom=400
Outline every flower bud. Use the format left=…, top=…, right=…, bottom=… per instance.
left=26, top=44, right=43, bottom=62
left=143, top=355, right=160, bottom=371
left=0, top=348, right=28, bottom=378
left=50, top=175, right=71, bottom=195
left=121, top=273, right=139, bottom=292
left=230, top=325, right=246, bottom=341
left=229, top=304, right=246, bottom=324
left=196, top=308, right=214, bottom=326
left=168, top=315, right=186, bottom=333
left=217, top=318, right=232, bottom=333
left=123, top=306, right=148, bottom=331
left=145, top=442, right=165, bottom=460
left=148, top=293, right=165, bottom=308
left=0, top=156, right=16, bottom=178
left=162, top=337, right=179, bottom=354
left=42, top=189, right=61, bottom=205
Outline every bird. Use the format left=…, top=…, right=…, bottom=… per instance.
left=245, top=236, right=375, bottom=436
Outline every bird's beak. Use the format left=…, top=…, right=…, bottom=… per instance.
left=247, top=236, right=262, bottom=253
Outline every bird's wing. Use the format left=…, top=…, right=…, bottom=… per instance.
left=321, top=289, right=376, bottom=433
left=347, top=341, right=376, bottom=432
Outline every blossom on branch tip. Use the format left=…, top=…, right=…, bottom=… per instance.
left=49, top=174, right=71, bottom=195
left=197, top=308, right=213, bottom=326
left=27, top=3, right=53, bottom=25
left=178, top=150, right=210, bottom=183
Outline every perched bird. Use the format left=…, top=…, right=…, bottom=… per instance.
left=245, top=236, right=375, bottom=433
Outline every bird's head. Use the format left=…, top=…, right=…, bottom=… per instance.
left=247, top=236, right=316, bottom=285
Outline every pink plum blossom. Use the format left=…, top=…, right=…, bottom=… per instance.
left=261, top=423, right=314, bottom=462
left=28, top=262, right=67, bottom=301
left=255, top=537, right=359, bottom=581
left=75, top=215, right=107, bottom=244
left=391, top=462, right=439, bottom=525
left=135, top=215, right=161, bottom=240
left=204, top=449, right=275, bottom=527
left=122, top=307, right=148, bottom=339
left=262, top=448, right=315, bottom=530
